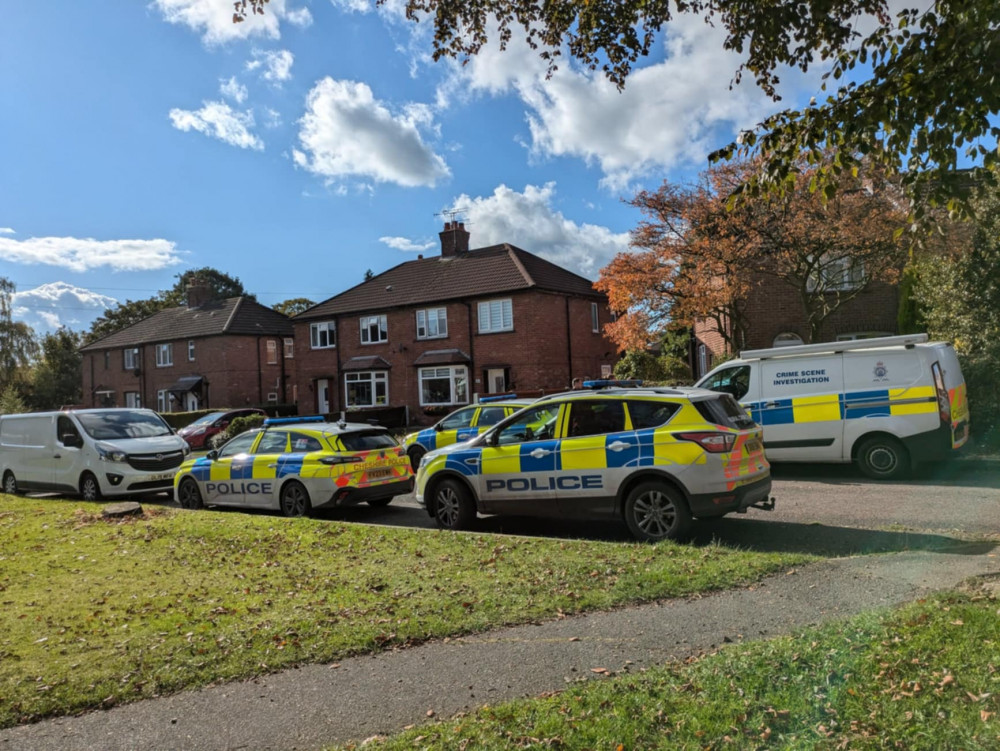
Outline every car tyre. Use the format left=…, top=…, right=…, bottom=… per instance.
left=432, top=478, right=476, bottom=531
left=407, top=446, right=426, bottom=472
left=624, top=481, right=692, bottom=542
left=80, top=472, right=102, bottom=502
left=857, top=435, right=909, bottom=480
left=3, top=471, right=18, bottom=496
left=177, top=477, right=204, bottom=510
left=280, top=480, right=312, bottom=517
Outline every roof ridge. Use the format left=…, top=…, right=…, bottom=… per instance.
left=505, top=244, right=535, bottom=287
left=223, top=296, right=244, bottom=332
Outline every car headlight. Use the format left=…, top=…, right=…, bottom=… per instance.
left=182, top=444, right=191, bottom=456
left=96, top=443, right=128, bottom=463
left=419, top=453, right=432, bottom=470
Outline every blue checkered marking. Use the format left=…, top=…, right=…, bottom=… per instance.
left=191, top=457, right=213, bottom=482
left=843, top=389, right=891, bottom=419
left=445, top=448, right=482, bottom=476
left=519, top=439, right=561, bottom=472
left=759, top=398, right=795, bottom=426
left=456, top=428, right=479, bottom=442
left=275, top=455, right=304, bottom=477
left=415, top=428, right=437, bottom=451
left=606, top=430, right=656, bottom=468
left=230, top=458, right=255, bottom=479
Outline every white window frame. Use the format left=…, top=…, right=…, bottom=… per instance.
left=125, top=392, right=141, bottom=408
left=284, top=337, right=294, bottom=359
left=344, top=371, right=388, bottom=408
left=155, top=343, right=173, bottom=367
left=360, top=314, right=388, bottom=345
left=310, top=321, right=336, bottom=349
left=157, top=390, right=168, bottom=412
left=266, top=339, right=278, bottom=364
left=591, top=302, right=600, bottom=333
left=478, top=298, right=513, bottom=333
left=419, top=366, right=469, bottom=407
left=416, top=307, right=448, bottom=340
left=124, top=348, right=139, bottom=371
left=807, top=255, right=866, bottom=293
left=187, top=340, right=195, bottom=361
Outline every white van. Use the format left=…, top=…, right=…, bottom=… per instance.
left=696, top=334, right=971, bottom=479
left=0, top=409, right=191, bottom=500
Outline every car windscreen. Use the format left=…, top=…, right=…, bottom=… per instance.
left=186, top=412, right=225, bottom=428
left=75, top=410, right=174, bottom=439
left=691, top=395, right=757, bottom=430
left=338, top=431, right=398, bottom=451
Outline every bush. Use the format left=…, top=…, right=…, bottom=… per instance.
left=214, top=413, right=266, bottom=447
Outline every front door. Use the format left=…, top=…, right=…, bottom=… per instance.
left=317, top=379, right=330, bottom=414
left=486, top=368, right=506, bottom=394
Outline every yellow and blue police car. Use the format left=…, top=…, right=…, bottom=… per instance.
left=415, top=385, right=773, bottom=541
left=174, top=416, right=413, bottom=516
left=401, top=397, right=538, bottom=470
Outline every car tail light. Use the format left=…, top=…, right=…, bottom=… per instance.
left=675, top=431, right=736, bottom=453
left=320, top=455, right=363, bottom=465
left=931, top=362, right=951, bottom=425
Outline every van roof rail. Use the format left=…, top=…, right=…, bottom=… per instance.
left=739, top=333, right=930, bottom=361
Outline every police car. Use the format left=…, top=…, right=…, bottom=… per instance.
left=174, top=416, right=413, bottom=516
left=402, top=397, right=538, bottom=470
left=415, top=385, right=773, bottom=541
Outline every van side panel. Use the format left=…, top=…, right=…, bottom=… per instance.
left=0, top=414, right=57, bottom=490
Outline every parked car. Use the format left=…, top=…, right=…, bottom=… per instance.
left=176, top=408, right=266, bottom=450
left=0, top=408, right=190, bottom=500
left=174, top=416, right=413, bottom=516
left=415, top=386, right=773, bottom=541
left=401, top=398, right=537, bottom=469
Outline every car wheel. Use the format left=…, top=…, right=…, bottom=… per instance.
left=407, top=446, right=426, bottom=471
left=280, top=481, right=312, bottom=517
left=432, top=478, right=476, bottom=531
left=624, top=481, right=692, bottom=542
left=857, top=435, right=909, bottom=480
left=177, top=477, right=204, bottom=510
left=366, top=497, right=393, bottom=508
left=3, top=471, right=18, bottom=495
left=80, top=472, right=102, bottom=502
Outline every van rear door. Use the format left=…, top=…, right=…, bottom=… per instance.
left=933, top=344, right=970, bottom=449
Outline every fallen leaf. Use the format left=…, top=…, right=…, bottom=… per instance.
left=591, top=667, right=609, bottom=674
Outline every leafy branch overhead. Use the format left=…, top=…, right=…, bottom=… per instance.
left=237, top=0, right=1000, bottom=216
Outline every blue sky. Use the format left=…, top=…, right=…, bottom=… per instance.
left=1, top=0, right=831, bottom=334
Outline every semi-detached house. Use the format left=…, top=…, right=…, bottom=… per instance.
left=79, top=284, right=296, bottom=412
left=294, top=222, right=618, bottom=424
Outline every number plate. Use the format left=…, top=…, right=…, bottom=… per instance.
left=367, top=468, right=393, bottom=480
left=745, top=438, right=763, bottom=453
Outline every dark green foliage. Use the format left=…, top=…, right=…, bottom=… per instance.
left=272, top=297, right=314, bottom=317
left=30, top=328, right=83, bottom=410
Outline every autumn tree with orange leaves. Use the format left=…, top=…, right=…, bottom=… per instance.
left=596, top=160, right=909, bottom=353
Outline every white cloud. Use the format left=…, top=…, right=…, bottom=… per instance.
left=0, top=236, right=185, bottom=273
left=380, top=236, right=435, bottom=252
left=0, top=227, right=14, bottom=235
left=247, top=48, right=294, bottom=84
left=12, top=282, right=118, bottom=333
left=436, top=16, right=815, bottom=190
left=452, top=183, right=629, bottom=279
left=169, top=101, right=264, bottom=150
left=220, top=76, right=248, bottom=103
left=293, top=77, right=450, bottom=188
left=153, top=0, right=311, bottom=44
left=329, top=0, right=373, bottom=12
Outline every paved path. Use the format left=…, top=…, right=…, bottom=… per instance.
left=3, top=544, right=998, bottom=751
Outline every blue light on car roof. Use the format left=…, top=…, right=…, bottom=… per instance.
left=582, top=379, right=643, bottom=389
left=478, top=394, right=518, bottom=403
left=263, top=416, right=325, bottom=427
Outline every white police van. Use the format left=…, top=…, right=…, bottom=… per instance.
left=696, top=334, right=970, bottom=479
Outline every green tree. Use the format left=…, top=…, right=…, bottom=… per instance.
left=0, top=278, right=39, bottom=398
left=273, top=297, right=315, bottom=317
left=237, top=0, right=1000, bottom=218
left=86, top=267, right=249, bottom=343
left=0, top=384, right=26, bottom=415
left=30, top=328, right=83, bottom=410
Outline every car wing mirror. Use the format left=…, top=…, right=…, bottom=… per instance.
left=206, top=450, right=219, bottom=460
left=61, top=433, right=83, bottom=448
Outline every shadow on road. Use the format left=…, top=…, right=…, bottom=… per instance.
left=771, top=460, right=1000, bottom=489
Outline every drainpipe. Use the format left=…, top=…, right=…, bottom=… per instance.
left=564, top=296, right=573, bottom=387
left=256, top=335, right=263, bottom=404
left=463, top=301, right=475, bottom=398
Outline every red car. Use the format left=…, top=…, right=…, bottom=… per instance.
left=176, top=408, right=266, bottom=450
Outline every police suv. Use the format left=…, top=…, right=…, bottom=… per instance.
left=415, top=385, right=773, bottom=541
left=174, top=416, right=413, bottom=516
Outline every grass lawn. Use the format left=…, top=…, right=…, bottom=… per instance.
left=355, top=584, right=1000, bottom=750
left=0, top=496, right=813, bottom=728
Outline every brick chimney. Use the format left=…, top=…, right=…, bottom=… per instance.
left=186, top=278, right=212, bottom=309
left=439, top=221, right=470, bottom=257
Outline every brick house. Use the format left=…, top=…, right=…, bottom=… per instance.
left=692, top=271, right=898, bottom=377
left=293, top=222, right=617, bottom=424
left=80, top=284, right=296, bottom=412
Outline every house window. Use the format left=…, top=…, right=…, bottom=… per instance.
left=125, top=392, right=141, bottom=408
left=266, top=339, right=278, bottom=364
left=345, top=371, right=388, bottom=408
left=284, top=337, right=294, bottom=358
left=773, top=332, right=805, bottom=347
left=157, top=390, right=168, bottom=412
left=808, top=255, right=866, bottom=292
left=310, top=321, right=336, bottom=349
left=360, top=314, right=388, bottom=344
left=124, top=348, right=139, bottom=371
left=419, top=366, right=469, bottom=406
left=416, top=308, right=448, bottom=339
left=591, top=302, right=600, bottom=333
left=478, top=299, right=513, bottom=333
left=155, top=343, right=172, bottom=367
left=103, top=351, right=110, bottom=369
left=188, top=340, right=195, bottom=361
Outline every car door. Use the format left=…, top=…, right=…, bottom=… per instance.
left=555, top=399, right=629, bottom=518
left=759, top=356, right=844, bottom=461
left=435, top=406, right=479, bottom=448
left=202, top=431, right=259, bottom=506
left=245, top=430, right=291, bottom=508
left=476, top=404, right=562, bottom=516
left=51, top=415, right=85, bottom=493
